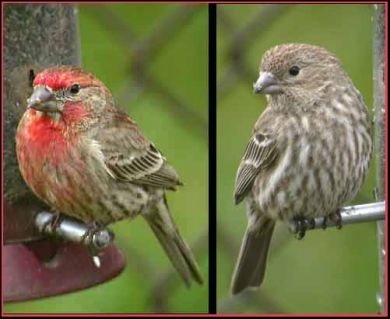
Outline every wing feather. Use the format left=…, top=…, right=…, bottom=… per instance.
left=234, top=133, right=278, bottom=204
left=96, top=115, right=181, bottom=190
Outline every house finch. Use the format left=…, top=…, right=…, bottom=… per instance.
left=15, top=66, right=203, bottom=286
left=231, top=44, right=372, bottom=295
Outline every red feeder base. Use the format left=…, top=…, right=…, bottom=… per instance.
left=4, top=242, right=126, bottom=302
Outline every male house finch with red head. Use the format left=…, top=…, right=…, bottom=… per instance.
left=15, top=66, right=203, bottom=286
left=231, top=44, right=372, bottom=294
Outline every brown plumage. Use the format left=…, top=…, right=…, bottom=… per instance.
left=16, top=66, right=203, bottom=286
left=231, top=44, right=372, bottom=295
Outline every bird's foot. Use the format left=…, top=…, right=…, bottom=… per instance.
left=321, top=210, right=342, bottom=230
left=321, top=215, right=328, bottom=230
left=80, top=221, right=104, bottom=246
left=81, top=223, right=104, bottom=267
left=80, top=226, right=95, bottom=246
left=80, top=223, right=114, bottom=268
left=40, top=211, right=62, bottom=234
left=329, top=210, right=342, bottom=229
left=292, top=216, right=315, bottom=240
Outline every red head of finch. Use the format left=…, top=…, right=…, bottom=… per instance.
left=231, top=44, right=372, bottom=294
left=15, top=66, right=203, bottom=286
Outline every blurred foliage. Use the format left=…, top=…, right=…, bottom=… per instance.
left=5, top=3, right=208, bottom=314
left=217, top=4, right=379, bottom=314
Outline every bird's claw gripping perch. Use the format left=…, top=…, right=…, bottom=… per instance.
left=37, top=211, right=62, bottom=234
left=320, top=210, right=342, bottom=230
left=288, top=202, right=385, bottom=236
left=328, top=210, right=342, bottom=229
left=35, top=211, right=115, bottom=252
left=321, top=216, right=328, bottom=230
left=290, top=216, right=316, bottom=240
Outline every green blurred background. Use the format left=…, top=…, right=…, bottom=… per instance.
left=217, top=4, right=378, bottom=314
left=5, top=3, right=208, bottom=314
left=4, top=3, right=383, bottom=315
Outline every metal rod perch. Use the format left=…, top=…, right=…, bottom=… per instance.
left=35, top=211, right=115, bottom=250
left=288, top=201, right=385, bottom=234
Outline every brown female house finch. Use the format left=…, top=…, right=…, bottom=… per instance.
left=231, top=44, right=372, bottom=295
left=15, top=66, right=203, bottom=286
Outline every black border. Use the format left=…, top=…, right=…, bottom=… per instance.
left=208, top=3, right=217, bottom=315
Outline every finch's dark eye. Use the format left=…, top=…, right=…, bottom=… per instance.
left=70, top=84, right=80, bottom=94
left=289, top=66, right=300, bottom=76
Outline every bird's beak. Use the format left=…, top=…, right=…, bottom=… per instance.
left=253, top=72, right=281, bottom=94
left=27, top=86, right=58, bottom=112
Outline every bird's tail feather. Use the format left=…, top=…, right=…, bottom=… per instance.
left=231, top=218, right=275, bottom=295
left=143, top=196, right=203, bottom=286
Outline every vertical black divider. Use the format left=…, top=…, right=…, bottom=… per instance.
left=208, top=3, right=217, bottom=315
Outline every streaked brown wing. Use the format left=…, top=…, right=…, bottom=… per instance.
left=99, top=115, right=181, bottom=190
left=234, top=133, right=278, bottom=204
